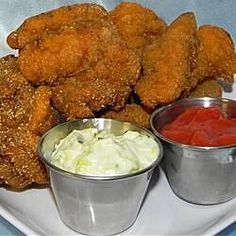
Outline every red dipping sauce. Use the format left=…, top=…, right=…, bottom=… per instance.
left=160, top=106, right=236, bottom=146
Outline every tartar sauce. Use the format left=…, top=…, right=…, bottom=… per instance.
left=51, top=128, right=159, bottom=176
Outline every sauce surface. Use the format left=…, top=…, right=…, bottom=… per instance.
left=51, top=128, right=159, bottom=176
left=161, top=106, right=236, bottom=146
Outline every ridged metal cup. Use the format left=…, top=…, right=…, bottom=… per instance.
left=38, top=118, right=163, bottom=235
left=150, top=97, right=236, bottom=205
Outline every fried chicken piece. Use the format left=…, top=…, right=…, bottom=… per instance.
left=0, top=128, right=47, bottom=189
left=0, top=55, right=28, bottom=100
left=103, top=104, right=151, bottom=128
left=51, top=40, right=140, bottom=119
left=19, top=22, right=113, bottom=85
left=110, top=2, right=167, bottom=55
left=135, top=12, right=197, bottom=108
left=233, top=54, right=236, bottom=74
left=18, top=15, right=140, bottom=86
left=28, top=86, right=57, bottom=135
left=189, top=79, right=223, bottom=98
left=7, top=3, right=108, bottom=49
left=0, top=55, right=57, bottom=132
left=0, top=55, right=57, bottom=189
left=190, top=25, right=235, bottom=89
left=0, top=157, right=32, bottom=189
left=51, top=72, right=135, bottom=120
left=50, top=24, right=140, bottom=119
left=0, top=55, right=36, bottom=127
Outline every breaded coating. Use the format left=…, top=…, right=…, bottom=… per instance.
left=17, top=7, right=141, bottom=85
left=52, top=77, right=132, bottom=119
left=19, top=22, right=116, bottom=85
left=0, top=55, right=35, bottom=127
left=110, top=2, right=167, bottom=54
left=50, top=22, right=140, bottom=119
left=103, top=104, right=151, bottom=128
left=234, top=54, right=236, bottom=74
left=7, top=3, right=108, bottom=49
left=51, top=40, right=140, bottom=119
left=190, top=25, right=235, bottom=89
left=0, top=55, right=57, bottom=189
left=135, top=12, right=197, bottom=108
left=190, top=79, right=222, bottom=98
left=0, top=128, right=47, bottom=189
left=28, top=86, right=57, bottom=135
left=0, top=157, right=32, bottom=189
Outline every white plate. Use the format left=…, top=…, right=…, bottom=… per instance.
left=0, top=0, right=236, bottom=235
left=1, top=168, right=236, bottom=236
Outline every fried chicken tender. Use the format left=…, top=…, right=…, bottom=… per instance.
left=28, top=86, right=57, bottom=135
left=0, top=157, right=32, bottom=189
left=7, top=3, right=108, bottom=49
left=110, top=2, right=167, bottom=54
left=0, top=55, right=36, bottom=127
left=52, top=77, right=132, bottom=119
left=190, top=25, right=235, bottom=89
left=103, top=104, right=151, bottom=128
left=52, top=37, right=140, bottom=119
left=0, top=55, right=57, bottom=189
left=190, top=79, right=223, bottom=98
left=135, top=12, right=197, bottom=108
left=19, top=22, right=116, bottom=85
left=17, top=10, right=141, bottom=85
left=0, top=128, right=47, bottom=189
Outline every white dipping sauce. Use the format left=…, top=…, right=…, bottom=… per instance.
left=51, top=128, right=159, bottom=176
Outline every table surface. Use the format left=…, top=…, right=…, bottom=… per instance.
left=0, top=216, right=235, bottom=236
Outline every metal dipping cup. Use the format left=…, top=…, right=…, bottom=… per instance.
left=38, top=118, right=163, bottom=235
left=150, top=97, right=236, bottom=205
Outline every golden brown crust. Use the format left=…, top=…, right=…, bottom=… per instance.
left=190, top=25, right=235, bottom=89
left=189, top=79, right=223, bottom=98
left=0, top=55, right=35, bottom=127
left=0, top=55, right=56, bottom=189
left=135, top=12, right=197, bottom=108
left=2, top=132, right=47, bottom=185
left=7, top=3, right=108, bottom=49
left=103, top=104, right=151, bottom=128
left=0, top=157, right=32, bottom=189
left=18, top=23, right=110, bottom=85
left=110, top=2, right=167, bottom=55
left=50, top=37, right=140, bottom=119
left=28, top=86, right=57, bottom=135
left=49, top=18, right=141, bottom=119
left=17, top=7, right=141, bottom=86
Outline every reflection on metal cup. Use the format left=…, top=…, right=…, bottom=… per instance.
left=150, top=97, right=236, bottom=205
left=38, top=118, right=163, bottom=235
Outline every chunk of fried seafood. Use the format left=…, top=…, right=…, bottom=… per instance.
left=18, top=15, right=140, bottom=86
left=189, top=79, right=223, bottom=98
left=51, top=44, right=140, bottom=119
left=0, top=55, right=57, bottom=189
left=50, top=23, right=141, bottom=119
left=190, top=25, right=236, bottom=89
left=19, top=21, right=119, bottom=85
left=110, top=2, right=167, bottom=55
left=7, top=3, right=108, bottom=49
left=0, top=129, right=47, bottom=189
left=135, top=12, right=197, bottom=108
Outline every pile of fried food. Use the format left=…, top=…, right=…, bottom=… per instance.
left=1, top=2, right=236, bottom=190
